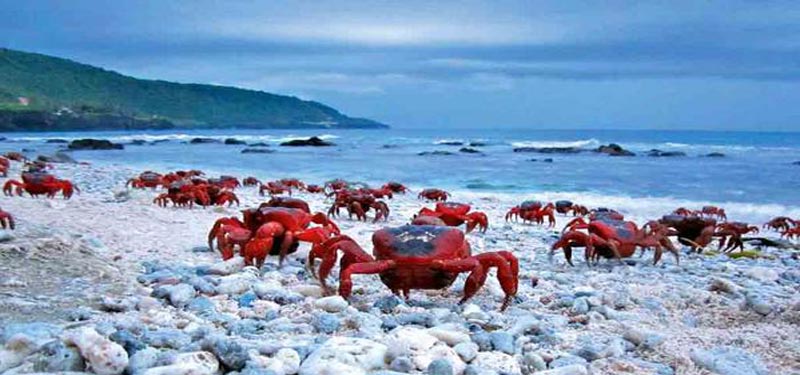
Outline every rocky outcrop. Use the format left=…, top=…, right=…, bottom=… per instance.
left=224, top=138, right=246, bottom=145
left=647, top=149, right=686, bottom=157
left=67, top=139, right=124, bottom=150
left=418, top=150, right=455, bottom=156
left=596, top=144, right=635, bottom=156
left=459, top=147, right=483, bottom=154
left=280, top=137, right=335, bottom=147
left=189, top=138, right=219, bottom=144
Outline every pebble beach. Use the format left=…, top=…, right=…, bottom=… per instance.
left=1, top=157, right=799, bottom=375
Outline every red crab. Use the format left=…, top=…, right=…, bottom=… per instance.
left=569, top=205, right=589, bottom=216
left=0, top=208, right=14, bottom=230
left=657, top=214, right=718, bottom=252
left=382, top=181, right=409, bottom=194
left=208, top=207, right=339, bottom=267
left=505, top=201, right=542, bottom=222
left=672, top=207, right=695, bottom=217
left=415, top=202, right=488, bottom=233
left=243, top=177, right=262, bottom=186
left=210, top=175, right=240, bottom=190
left=783, top=227, right=800, bottom=239
left=306, top=184, right=325, bottom=194
left=715, top=222, right=758, bottom=252
left=418, top=188, right=450, bottom=202
left=260, top=181, right=292, bottom=196
left=328, top=189, right=390, bottom=222
left=699, top=205, right=727, bottom=221
left=0, top=157, right=9, bottom=177
left=4, top=152, right=27, bottom=162
left=555, top=200, right=573, bottom=215
left=3, top=172, right=78, bottom=199
left=364, top=187, right=394, bottom=199
left=308, top=225, right=520, bottom=310
left=127, top=171, right=166, bottom=189
left=279, top=178, right=306, bottom=191
left=553, top=217, right=678, bottom=266
left=260, top=197, right=311, bottom=213
left=324, top=179, right=350, bottom=194
left=764, top=216, right=796, bottom=232
left=589, top=208, right=624, bottom=221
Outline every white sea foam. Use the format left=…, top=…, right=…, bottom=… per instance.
left=454, top=189, right=800, bottom=225
left=510, top=138, right=600, bottom=149
left=8, top=133, right=340, bottom=144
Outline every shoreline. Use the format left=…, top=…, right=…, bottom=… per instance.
left=0, top=159, right=798, bottom=374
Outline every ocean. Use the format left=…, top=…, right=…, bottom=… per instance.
left=2, top=128, right=799, bottom=223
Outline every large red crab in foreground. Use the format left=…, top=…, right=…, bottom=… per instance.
left=0, top=208, right=14, bottom=230
left=414, top=202, right=488, bottom=233
left=208, top=207, right=339, bottom=267
left=308, top=225, right=519, bottom=310
left=553, top=216, right=678, bottom=266
left=418, top=188, right=450, bottom=202
left=3, top=172, right=78, bottom=199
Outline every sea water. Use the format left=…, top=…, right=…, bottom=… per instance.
left=2, top=128, right=799, bottom=223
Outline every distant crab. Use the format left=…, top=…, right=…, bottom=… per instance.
left=415, top=202, right=488, bottom=233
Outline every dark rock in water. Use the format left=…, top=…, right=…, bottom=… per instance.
left=241, top=148, right=275, bottom=154
left=793, top=161, right=800, bottom=165
left=418, top=150, right=455, bottom=156
left=469, top=141, right=487, bottom=147
left=22, top=148, right=35, bottom=152
left=224, top=138, right=247, bottom=145
left=37, top=152, right=77, bottom=164
left=0, top=137, right=5, bottom=141
left=596, top=143, right=635, bottom=156
left=46, top=139, right=68, bottom=143
left=438, top=141, right=464, bottom=146
left=67, top=138, right=124, bottom=150
left=647, top=149, right=686, bottom=157
left=129, top=139, right=147, bottom=146
left=249, top=142, right=270, bottom=147
left=382, top=144, right=401, bottom=149
left=280, top=136, right=335, bottom=147
left=189, top=137, right=220, bottom=144
left=151, top=139, right=170, bottom=144
left=514, top=147, right=581, bottom=154
left=705, top=152, right=725, bottom=157
left=543, top=158, right=553, bottom=163
left=459, top=147, right=483, bottom=154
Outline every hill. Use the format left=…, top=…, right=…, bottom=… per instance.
left=0, top=48, right=387, bottom=131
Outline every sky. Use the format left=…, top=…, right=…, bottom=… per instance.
left=1, top=1, right=800, bottom=131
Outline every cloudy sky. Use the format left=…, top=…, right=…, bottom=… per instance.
left=2, top=1, right=799, bottom=130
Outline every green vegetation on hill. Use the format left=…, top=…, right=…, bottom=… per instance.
left=0, top=48, right=387, bottom=131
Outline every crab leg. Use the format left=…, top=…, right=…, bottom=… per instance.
left=437, top=251, right=518, bottom=310
left=311, top=236, right=375, bottom=293
left=339, top=260, right=395, bottom=298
